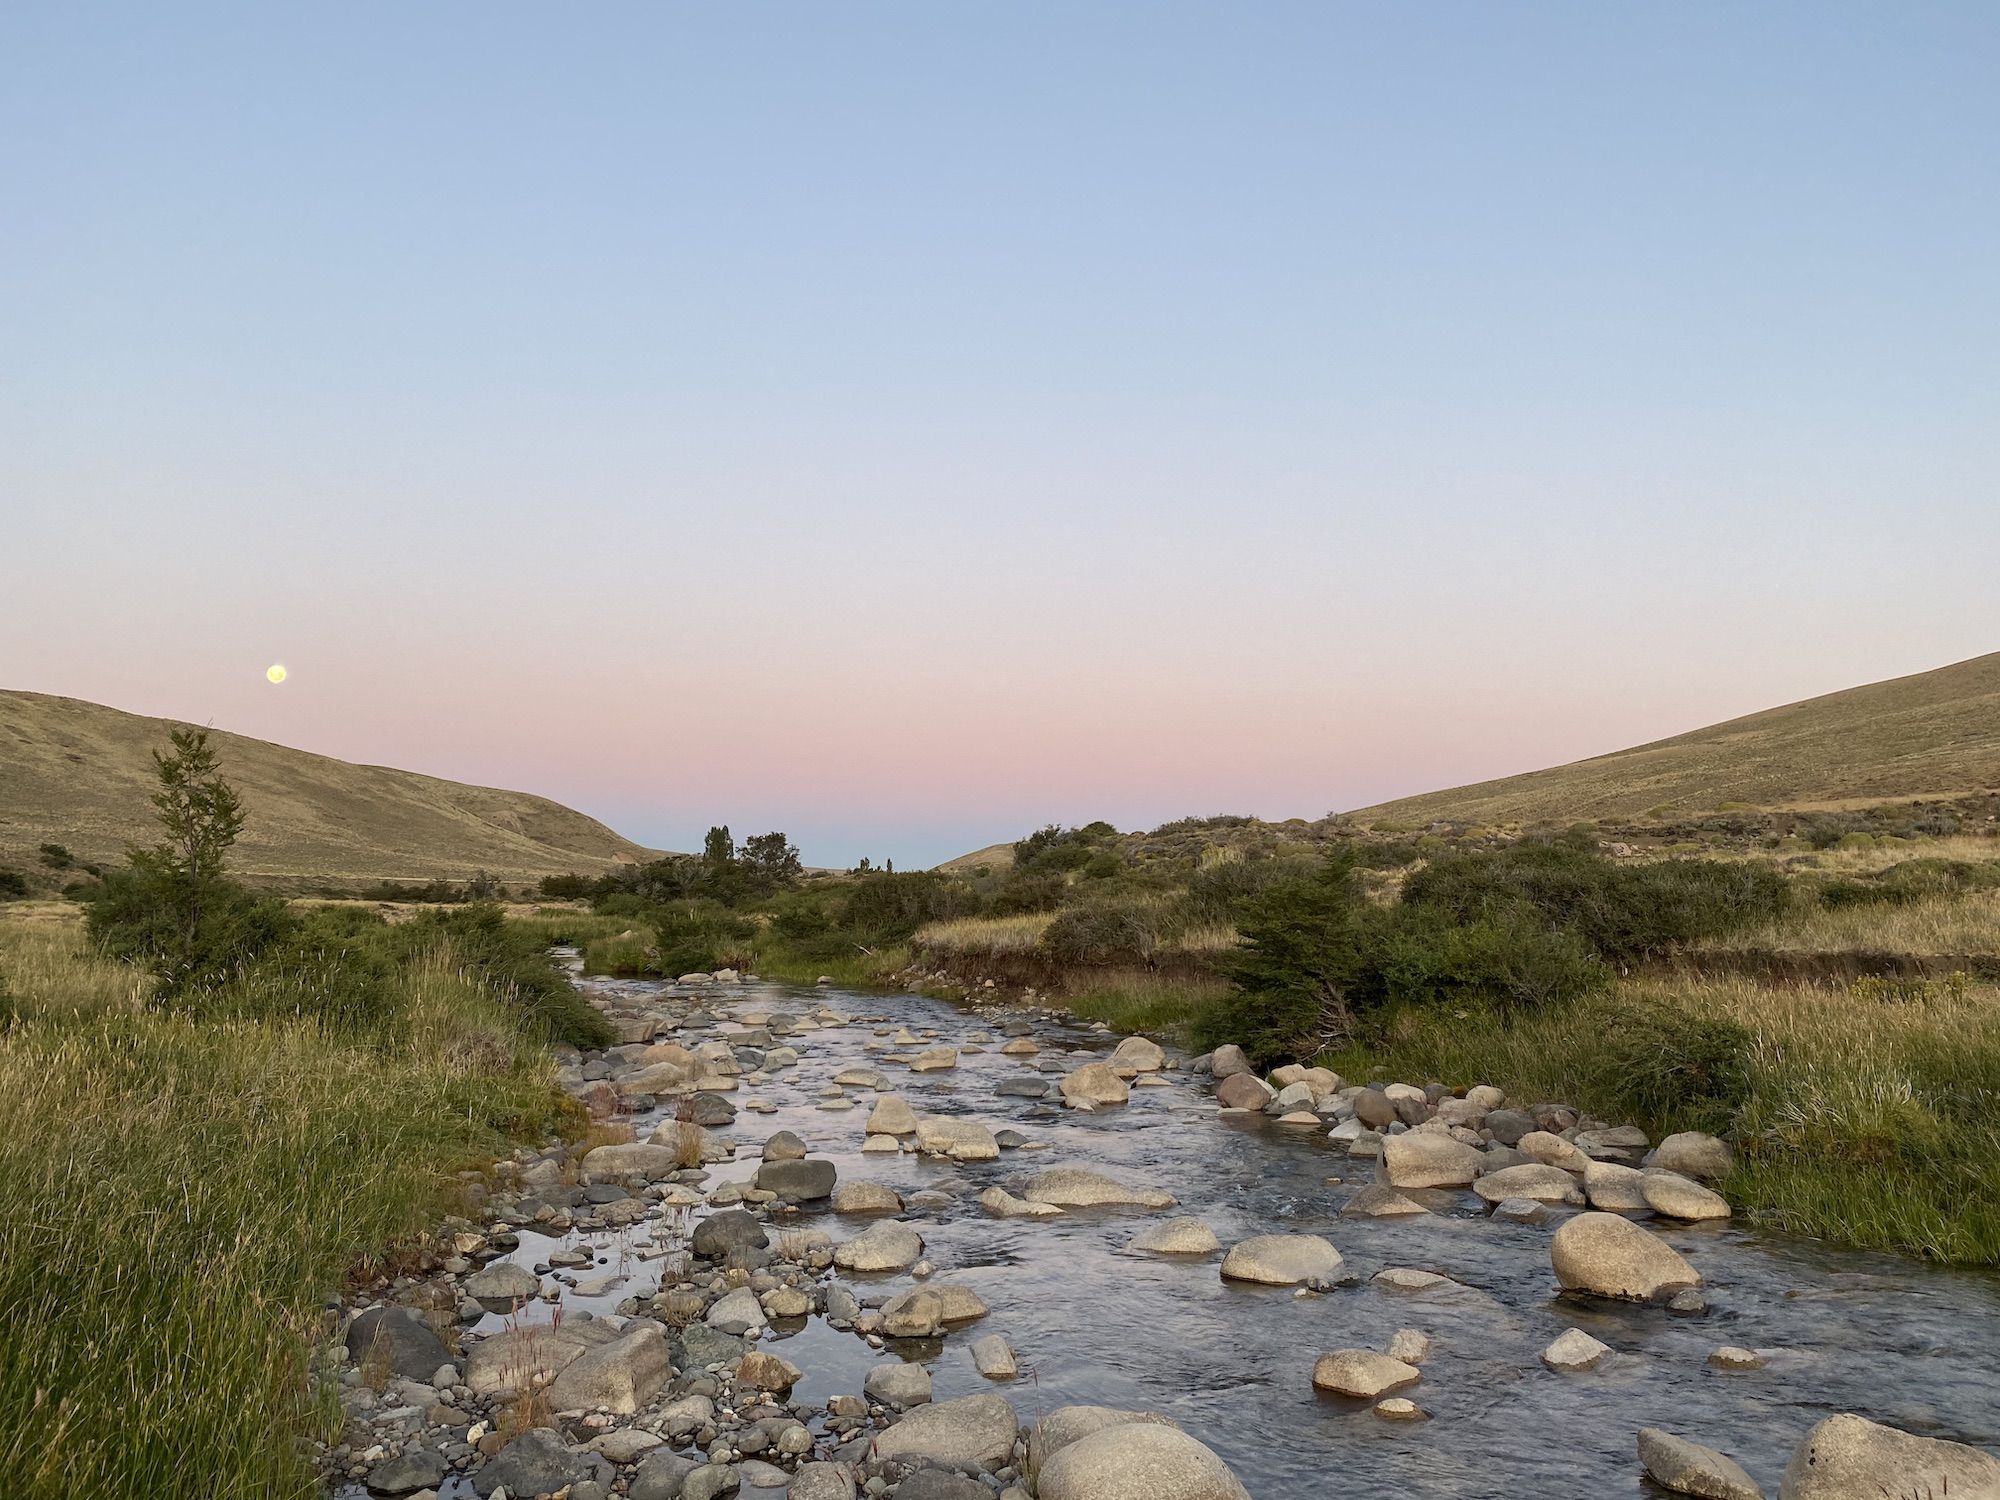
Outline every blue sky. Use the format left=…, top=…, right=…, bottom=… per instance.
left=4, top=3, right=1996, bottom=866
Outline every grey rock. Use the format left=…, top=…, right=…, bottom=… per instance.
left=345, top=1307, right=450, bottom=1383
left=474, top=1428, right=584, bottom=1498
left=367, top=1448, right=445, bottom=1496
left=1780, top=1413, right=2000, bottom=1499
left=631, top=1451, right=699, bottom=1500
left=1637, top=1428, right=1764, bottom=1499
left=691, top=1209, right=769, bottom=1261
left=754, top=1157, right=837, bottom=1202
left=870, top=1393, right=1019, bottom=1471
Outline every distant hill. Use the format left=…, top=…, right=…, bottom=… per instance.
left=935, top=841, right=1018, bottom=874
left=0, top=691, right=661, bottom=888
left=1352, top=651, right=2000, bottom=828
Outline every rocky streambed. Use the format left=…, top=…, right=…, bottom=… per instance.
left=326, top=963, right=2000, bottom=1500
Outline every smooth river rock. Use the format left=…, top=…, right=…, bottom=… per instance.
left=1037, top=1422, right=1253, bottom=1500
left=870, top=1393, right=1019, bottom=1471
left=1637, top=1428, right=1765, bottom=1500
left=1061, top=1062, right=1131, bottom=1109
left=1642, top=1168, right=1732, bottom=1221
left=1219, top=1233, right=1343, bottom=1287
left=1129, top=1217, right=1222, bottom=1255
left=1551, top=1212, right=1701, bottom=1302
left=1780, top=1413, right=2000, bottom=1499
left=834, top=1220, right=924, bottom=1272
left=1311, top=1350, right=1421, bottom=1399
left=1021, top=1167, right=1175, bottom=1209
left=1382, top=1132, right=1485, bottom=1189
left=1472, top=1163, right=1581, bottom=1205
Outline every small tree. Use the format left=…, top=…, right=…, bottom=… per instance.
left=741, top=831, right=803, bottom=890
left=88, top=729, right=286, bottom=997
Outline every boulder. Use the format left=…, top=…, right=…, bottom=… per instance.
left=834, top=1219, right=924, bottom=1272
left=1208, top=1045, right=1251, bottom=1079
left=881, top=1287, right=944, bottom=1337
left=788, top=1464, right=857, bottom=1500
left=1472, top=1163, right=1580, bottom=1205
left=1061, top=1062, right=1130, bottom=1109
left=1215, top=1073, right=1275, bottom=1111
left=865, top=1360, right=933, bottom=1410
left=755, top=1157, right=837, bottom=1202
left=1642, top=1169, right=1731, bottom=1221
left=1029, top=1407, right=1179, bottom=1472
left=345, top=1306, right=450, bottom=1383
left=1219, top=1234, right=1343, bottom=1287
left=915, top=1115, right=1001, bottom=1162
left=761, top=1130, right=808, bottom=1161
left=909, top=1046, right=959, bottom=1072
left=1108, top=1036, right=1167, bottom=1075
left=1341, top=1185, right=1428, bottom=1219
left=867, top=1095, right=920, bottom=1136
left=706, top=1286, right=766, bottom=1333
left=1128, top=1217, right=1222, bottom=1255
left=632, top=1452, right=700, bottom=1500
left=970, top=1333, right=1018, bottom=1379
left=367, top=1448, right=445, bottom=1496
left=870, top=1392, right=1020, bottom=1471
left=1310, top=1350, right=1421, bottom=1399
left=1519, top=1131, right=1590, bottom=1172
left=1651, top=1131, right=1735, bottom=1182
left=473, top=1428, right=584, bottom=1498
left=1483, top=1107, right=1537, bottom=1146
left=542, top=1324, right=671, bottom=1413
left=1551, top=1212, right=1701, bottom=1302
left=1583, top=1160, right=1650, bottom=1212
left=1037, top=1423, right=1253, bottom=1500
left=1540, top=1328, right=1613, bottom=1372
left=581, top=1142, right=684, bottom=1183
left=691, top=1208, right=769, bottom=1261
left=736, top=1349, right=802, bottom=1394
left=1637, top=1429, right=1764, bottom=1500
left=1021, top=1167, right=1174, bottom=1209
left=831, top=1181, right=904, bottom=1214
left=1382, top=1132, right=1485, bottom=1189
left=1780, top=1413, right=2000, bottom=1499
left=979, top=1186, right=1063, bottom=1219
left=465, top=1261, right=541, bottom=1310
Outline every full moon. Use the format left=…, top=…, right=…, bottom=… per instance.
left=266, top=663, right=287, bottom=684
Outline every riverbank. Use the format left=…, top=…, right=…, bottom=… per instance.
left=0, top=911, right=575, bottom=1498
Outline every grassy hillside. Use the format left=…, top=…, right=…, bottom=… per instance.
left=1353, top=650, right=2000, bottom=828
left=0, top=691, right=659, bottom=886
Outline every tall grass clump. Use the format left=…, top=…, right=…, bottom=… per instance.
left=0, top=918, right=572, bottom=1497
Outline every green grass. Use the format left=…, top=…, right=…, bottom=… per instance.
left=748, top=938, right=908, bottom=988
left=1321, top=974, right=2000, bottom=1264
left=0, top=914, right=575, bottom=1497
left=1059, top=969, right=1233, bottom=1036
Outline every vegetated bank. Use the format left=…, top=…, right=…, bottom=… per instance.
left=0, top=731, right=592, bottom=1499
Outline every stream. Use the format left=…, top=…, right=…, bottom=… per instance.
left=481, top=967, right=2000, bottom=1497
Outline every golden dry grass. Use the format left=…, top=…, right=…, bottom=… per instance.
left=0, top=689, right=661, bottom=883
left=1351, top=649, right=2000, bottom=825
left=1701, top=890, right=2000, bottom=956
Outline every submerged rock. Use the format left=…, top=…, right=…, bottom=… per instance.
left=1129, top=1217, right=1222, bottom=1255
left=1021, top=1167, right=1174, bottom=1209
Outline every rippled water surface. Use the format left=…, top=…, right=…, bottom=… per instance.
left=511, top=971, right=2000, bottom=1497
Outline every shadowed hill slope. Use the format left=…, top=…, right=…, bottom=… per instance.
left=0, top=690, right=660, bottom=885
left=1352, top=651, right=2000, bottom=827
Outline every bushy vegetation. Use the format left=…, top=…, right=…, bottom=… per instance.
left=1187, top=836, right=1778, bottom=1065
left=0, top=733, right=584, bottom=1495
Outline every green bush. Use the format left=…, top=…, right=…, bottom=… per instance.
left=399, top=905, right=613, bottom=1049
left=1379, top=909, right=1606, bottom=1015
left=1401, top=837, right=1789, bottom=964
left=1589, top=998, right=1754, bottom=1134
left=1195, top=852, right=1380, bottom=1064
left=839, top=871, right=978, bottom=941
left=0, top=870, right=28, bottom=901
left=86, top=863, right=293, bottom=997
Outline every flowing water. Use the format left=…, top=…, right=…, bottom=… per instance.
left=491, top=970, right=2000, bottom=1497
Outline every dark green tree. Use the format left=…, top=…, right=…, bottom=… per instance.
left=87, top=729, right=288, bottom=997
left=741, top=831, right=803, bottom=889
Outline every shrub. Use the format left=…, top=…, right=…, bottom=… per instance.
left=0, top=870, right=28, bottom=901
left=1194, top=852, right=1380, bottom=1063
left=399, top=905, right=614, bottom=1049
left=840, top=871, right=977, bottom=941
left=37, top=843, right=73, bottom=869
left=1037, top=900, right=1159, bottom=966
left=1379, top=909, right=1606, bottom=1015
left=1589, top=998, right=1754, bottom=1134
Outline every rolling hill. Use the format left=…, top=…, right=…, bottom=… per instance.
left=0, top=690, right=661, bottom=887
left=1351, top=650, right=2000, bottom=828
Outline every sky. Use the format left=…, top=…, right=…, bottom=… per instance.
left=3, top=3, right=1996, bottom=868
